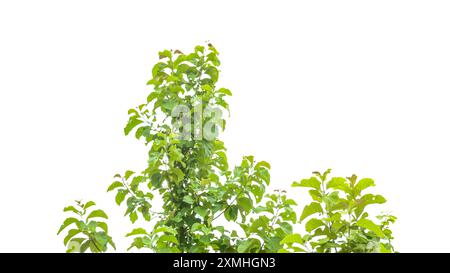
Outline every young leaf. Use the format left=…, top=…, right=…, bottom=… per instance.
left=299, top=202, right=323, bottom=222
left=63, top=206, right=80, bottom=214
left=84, top=201, right=96, bottom=210
left=280, top=234, right=303, bottom=245
left=292, top=177, right=321, bottom=191
left=126, top=228, right=148, bottom=237
left=107, top=181, right=123, bottom=192
left=115, top=190, right=127, bottom=205
left=326, top=177, right=350, bottom=193
left=354, top=178, right=375, bottom=194
left=124, top=118, right=143, bottom=136
left=64, top=229, right=81, bottom=246
left=130, top=211, right=138, bottom=223
left=86, top=209, right=108, bottom=221
left=356, top=218, right=385, bottom=238
left=217, top=88, right=232, bottom=96
left=57, top=217, right=79, bottom=235
left=96, top=222, right=108, bottom=233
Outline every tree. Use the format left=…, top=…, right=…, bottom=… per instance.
left=58, top=44, right=395, bottom=253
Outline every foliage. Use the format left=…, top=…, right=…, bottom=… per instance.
left=283, top=170, right=396, bottom=253
left=57, top=200, right=115, bottom=253
left=58, top=44, right=395, bottom=253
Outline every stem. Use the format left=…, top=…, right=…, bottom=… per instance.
left=212, top=188, right=240, bottom=221
left=90, top=236, right=101, bottom=253
left=269, top=193, right=282, bottom=228
left=122, top=177, right=138, bottom=198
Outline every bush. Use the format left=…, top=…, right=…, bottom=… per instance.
left=58, top=44, right=395, bottom=253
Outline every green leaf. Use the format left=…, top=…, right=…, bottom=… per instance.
left=108, top=237, right=116, bottom=250
left=64, top=229, right=81, bottom=246
left=57, top=217, right=79, bottom=235
left=63, top=206, right=79, bottom=214
left=224, top=205, right=238, bottom=221
left=156, top=247, right=181, bottom=253
left=107, top=181, right=123, bottom=192
left=128, top=108, right=139, bottom=116
left=115, top=190, right=127, bottom=205
left=257, top=168, right=270, bottom=185
left=154, top=226, right=178, bottom=235
left=130, top=211, right=138, bottom=224
left=360, top=194, right=387, bottom=205
left=126, top=228, right=148, bottom=237
left=147, top=91, right=159, bottom=103
left=305, top=218, right=324, bottom=232
left=158, top=49, right=172, bottom=59
left=194, top=207, right=208, bottom=218
left=216, top=100, right=229, bottom=111
left=80, top=240, right=90, bottom=253
left=279, top=222, right=293, bottom=234
left=124, top=170, right=135, bottom=180
left=205, top=66, right=219, bottom=83
left=380, top=243, right=392, bottom=253
left=191, top=223, right=203, bottom=232
left=207, top=52, right=220, bottom=65
left=300, top=202, right=323, bottom=222
left=201, top=84, right=213, bottom=92
left=194, top=45, right=205, bottom=54
left=131, top=175, right=143, bottom=188
left=308, top=189, right=322, bottom=202
left=158, top=235, right=179, bottom=245
left=314, top=169, right=332, bottom=182
left=237, top=197, right=253, bottom=213
left=326, top=177, right=350, bottom=193
left=151, top=173, right=163, bottom=188
left=251, top=184, right=264, bottom=203
left=124, top=117, right=143, bottom=136
left=86, top=209, right=108, bottom=221
left=172, top=168, right=185, bottom=183
left=209, top=173, right=219, bottom=183
left=354, top=178, right=375, bottom=194
left=97, top=222, right=108, bottom=233
left=354, top=194, right=387, bottom=217
left=67, top=237, right=85, bottom=253
left=217, top=88, right=232, bottom=96
left=284, top=199, right=297, bottom=206
left=255, top=160, right=271, bottom=169
left=237, top=238, right=261, bottom=253
left=151, top=62, right=168, bottom=78
left=356, top=218, right=385, bottom=238
left=182, top=195, right=194, bottom=204
left=292, top=177, right=321, bottom=190
left=280, top=234, right=303, bottom=244
left=162, top=99, right=177, bottom=112
left=169, top=146, right=184, bottom=163
left=83, top=201, right=96, bottom=210
left=87, top=221, right=98, bottom=232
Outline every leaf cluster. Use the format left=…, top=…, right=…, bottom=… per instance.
left=58, top=200, right=115, bottom=253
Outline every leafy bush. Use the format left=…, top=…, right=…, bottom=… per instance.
left=58, top=44, right=395, bottom=253
left=285, top=170, right=396, bottom=253
left=57, top=200, right=115, bottom=253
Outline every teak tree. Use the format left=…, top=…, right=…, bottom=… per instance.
left=58, top=44, right=396, bottom=253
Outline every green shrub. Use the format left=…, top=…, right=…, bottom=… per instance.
left=58, top=44, right=395, bottom=253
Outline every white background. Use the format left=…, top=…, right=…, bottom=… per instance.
left=1, top=0, right=449, bottom=252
